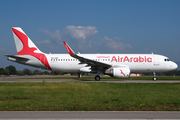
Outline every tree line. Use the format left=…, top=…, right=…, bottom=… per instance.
left=0, top=65, right=180, bottom=76
left=0, top=65, right=69, bottom=76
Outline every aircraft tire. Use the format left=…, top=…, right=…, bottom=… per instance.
left=95, top=75, right=100, bottom=81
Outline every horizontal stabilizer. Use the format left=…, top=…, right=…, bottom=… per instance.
left=4, top=55, right=29, bottom=61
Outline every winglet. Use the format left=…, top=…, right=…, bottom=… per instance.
left=63, top=41, right=75, bottom=55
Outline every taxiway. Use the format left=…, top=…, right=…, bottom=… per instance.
left=0, top=76, right=180, bottom=83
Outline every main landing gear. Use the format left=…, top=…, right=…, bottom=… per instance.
left=95, top=75, right=100, bottom=81
left=153, top=72, right=156, bottom=81
left=94, top=73, right=157, bottom=81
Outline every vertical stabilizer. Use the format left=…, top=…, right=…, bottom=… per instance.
left=11, top=27, right=52, bottom=70
left=12, top=27, right=42, bottom=55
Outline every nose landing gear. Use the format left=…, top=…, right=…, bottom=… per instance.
left=153, top=72, right=156, bottom=81
left=95, top=75, right=100, bottom=81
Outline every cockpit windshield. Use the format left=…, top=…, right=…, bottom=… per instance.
left=164, top=58, right=169, bottom=61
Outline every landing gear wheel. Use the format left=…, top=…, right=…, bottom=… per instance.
left=153, top=72, right=156, bottom=81
left=95, top=75, right=100, bottom=81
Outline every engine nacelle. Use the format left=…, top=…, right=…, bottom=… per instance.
left=105, top=67, right=130, bottom=78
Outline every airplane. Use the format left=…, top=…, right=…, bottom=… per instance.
left=5, top=27, right=178, bottom=81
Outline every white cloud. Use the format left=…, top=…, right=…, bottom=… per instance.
left=63, top=25, right=98, bottom=40
left=38, top=29, right=61, bottom=45
left=40, top=29, right=61, bottom=40
left=36, top=29, right=61, bottom=49
left=37, top=40, right=52, bottom=44
left=63, top=25, right=98, bottom=50
left=36, top=26, right=132, bottom=53
left=97, top=36, right=132, bottom=52
left=36, top=40, right=55, bottom=49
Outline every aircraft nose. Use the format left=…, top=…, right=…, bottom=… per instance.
left=166, top=61, right=178, bottom=70
left=174, top=62, right=178, bottom=69
left=171, top=62, right=178, bottom=70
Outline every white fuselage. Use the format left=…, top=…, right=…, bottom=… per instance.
left=37, top=53, right=177, bottom=72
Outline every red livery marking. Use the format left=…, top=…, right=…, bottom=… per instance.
left=12, top=28, right=52, bottom=70
left=63, top=41, right=74, bottom=55
left=96, top=56, right=110, bottom=58
left=111, top=56, right=152, bottom=63
left=120, top=69, right=125, bottom=76
left=123, top=56, right=129, bottom=62
left=111, top=56, right=117, bottom=62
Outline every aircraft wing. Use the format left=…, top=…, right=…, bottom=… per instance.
left=63, top=41, right=112, bottom=71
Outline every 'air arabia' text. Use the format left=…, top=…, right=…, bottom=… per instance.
left=111, top=56, right=152, bottom=62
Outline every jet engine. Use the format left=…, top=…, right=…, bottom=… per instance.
left=104, top=67, right=130, bottom=78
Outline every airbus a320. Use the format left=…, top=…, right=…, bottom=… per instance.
left=5, top=27, right=178, bottom=81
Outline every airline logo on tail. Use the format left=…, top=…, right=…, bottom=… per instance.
left=12, top=27, right=52, bottom=70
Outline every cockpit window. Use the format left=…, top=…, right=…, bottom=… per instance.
left=164, top=59, right=169, bottom=61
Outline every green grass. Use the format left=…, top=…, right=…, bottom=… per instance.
left=0, top=82, right=180, bottom=111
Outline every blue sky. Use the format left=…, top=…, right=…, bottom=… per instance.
left=0, top=0, right=180, bottom=70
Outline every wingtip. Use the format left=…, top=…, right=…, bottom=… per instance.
left=63, top=41, right=75, bottom=55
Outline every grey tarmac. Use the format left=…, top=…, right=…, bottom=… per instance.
left=0, top=111, right=180, bottom=119
left=0, top=76, right=180, bottom=83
